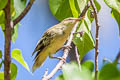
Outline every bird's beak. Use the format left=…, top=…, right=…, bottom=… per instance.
left=75, top=17, right=84, bottom=21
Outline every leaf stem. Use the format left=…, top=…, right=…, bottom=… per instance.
left=90, top=0, right=100, bottom=80
left=13, top=0, right=35, bottom=26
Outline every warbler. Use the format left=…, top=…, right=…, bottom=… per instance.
left=32, top=17, right=81, bottom=72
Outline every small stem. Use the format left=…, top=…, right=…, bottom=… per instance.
left=75, top=46, right=81, bottom=71
left=42, top=69, right=48, bottom=80
left=4, top=0, right=12, bottom=80
left=90, top=0, right=100, bottom=80
left=13, top=0, right=35, bottom=26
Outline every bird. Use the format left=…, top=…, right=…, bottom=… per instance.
left=32, top=17, right=81, bottom=72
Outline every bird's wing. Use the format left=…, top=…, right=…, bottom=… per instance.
left=32, top=29, right=56, bottom=57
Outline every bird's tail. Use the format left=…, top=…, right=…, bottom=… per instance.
left=32, top=52, right=48, bottom=72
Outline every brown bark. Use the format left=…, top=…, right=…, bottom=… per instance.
left=4, top=0, right=12, bottom=80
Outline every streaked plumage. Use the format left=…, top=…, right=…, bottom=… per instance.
left=32, top=17, right=80, bottom=72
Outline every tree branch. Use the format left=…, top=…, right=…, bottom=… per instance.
left=114, top=51, right=120, bottom=63
left=42, top=20, right=79, bottom=80
left=75, top=46, right=81, bottom=71
left=90, top=0, right=100, bottom=80
left=3, top=0, right=12, bottom=80
left=42, top=4, right=89, bottom=80
left=13, top=0, right=35, bottom=26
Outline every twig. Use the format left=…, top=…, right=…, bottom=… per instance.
left=3, top=0, right=12, bottom=80
left=42, top=69, right=48, bottom=79
left=79, top=4, right=90, bottom=17
left=42, top=4, right=89, bottom=80
left=13, top=0, right=35, bottom=26
left=114, top=51, right=120, bottom=63
left=90, top=0, right=100, bottom=80
left=75, top=46, right=81, bottom=71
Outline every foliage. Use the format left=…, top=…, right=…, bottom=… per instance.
left=49, top=0, right=97, bottom=60
left=56, top=62, right=93, bottom=80
left=56, top=61, right=120, bottom=80
left=104, top=0, right=120, bottom=37
left=0, top=0, right=29, bottom=79
left=49, top=0, right=120, bottom=80
left=0, top=0, right=120, bottom=80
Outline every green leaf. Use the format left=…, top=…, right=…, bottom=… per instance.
left=104, top=0, right=120, bottom=14
left=0, top=10, right=5, bottom=24
left=11, top=0, right=15, bottom=18
left=111, top=9, right=120, bottom=37
left=0, top=72, right=4, bottom=80
left=0, top=50, right=2, bottom=58
left=76, top=0, right=88, bottom=13
left=99, top=63, right=120, bottom=80
left=94, top=0, right=101, bottom=12
left=69, top=0, right=79, bottom=17
left=0, top=0, right=8, bottom=10
left=62, top=62, right=92, bottom=80
left=82, top=60, right=94, bottom=72
left=49, top=0, right=73, bottom=21
left=73, top=20, right=95, bottom=60
left=0, top=24, right=5, bottom=31
left=56, top=74, right=64, bottom=80
left=13, top=0, right=26, bottom=19
left=0, top=60, right=4, bottom=69
left=12, top=24, right=19, bottom=42
left=10, top=63, right=18, bottom=80
left=12, top=49, right=30, bottom=72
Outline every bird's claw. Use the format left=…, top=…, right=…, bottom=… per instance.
left=57, top=57, right=66, bottom=63
left=62, top=45, right=72, bottom=51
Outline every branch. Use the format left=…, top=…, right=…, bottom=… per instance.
left=42, top=4, right=89, bottom=80
left=75, top=46, right=81, bottom=71
left=4, top=0, right=12, bottom=80
left=90, top=0, right=100, bottom=80
left=13, top=0, right=35, bottom=26
left=114, top=51, right=120, bottom=63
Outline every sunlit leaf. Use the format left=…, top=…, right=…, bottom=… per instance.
left=0, top=72, right=4, bottom=80
left=13, top=0, right=27, bottom=19
left=69, top=0, right=79, bottom=17
left=12, top=49, right=30, bottom=72
left=11, top=0, right=16, bottom=18
left=62, top=62, right=92, bottom=80
left=76, top=0, right=88, bottom=13
left=104, top=0, right=120, bottom=14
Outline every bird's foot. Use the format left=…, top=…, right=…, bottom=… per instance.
left=62, top=45, right=72, bottom=51
left=49, top=55, right=66, bottom=63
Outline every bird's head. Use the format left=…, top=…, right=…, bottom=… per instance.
left=61, top=17, right=81, bottom=26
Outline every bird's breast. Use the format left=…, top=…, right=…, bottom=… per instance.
left=47, top=31, right=69, bottom=54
